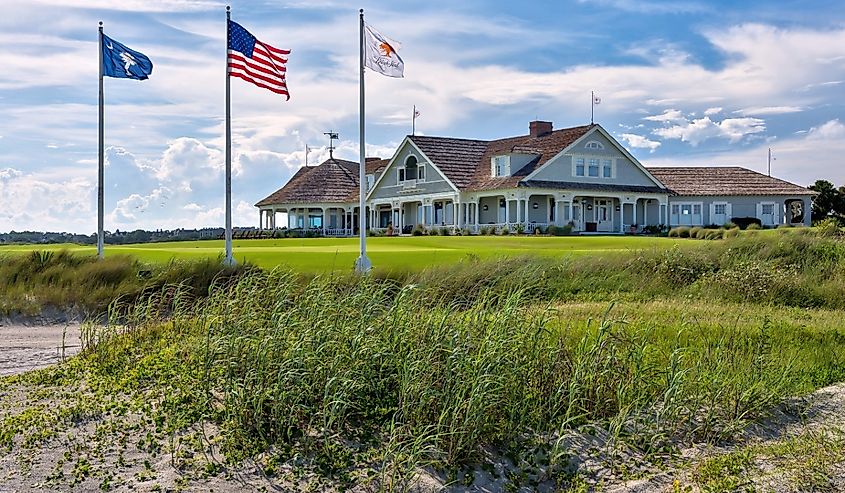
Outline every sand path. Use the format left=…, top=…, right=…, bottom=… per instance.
left=0, top=322, right=82, bottom=376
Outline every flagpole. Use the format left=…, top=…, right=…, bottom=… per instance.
left=355, top=8, right=372, bottom=273
left=224, top=5, right=235, bottom=266
left=412, top=104, right=415, bottom=136
left=590, top=90, right=594, bottom=124
left=98, top=21, right=105, bottom=259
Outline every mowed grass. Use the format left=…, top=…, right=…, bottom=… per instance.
left=0, top=235, right=686, bottom=272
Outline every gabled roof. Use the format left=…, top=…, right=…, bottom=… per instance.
left=646, top=166, right=814, bottom=196
left=365, top=158, right=389, bottom=174
left=255, top=158, right=360, bottom=206
left=407, top=124, right=595, bottom=191
left=407, top=136, right=489, bottom=189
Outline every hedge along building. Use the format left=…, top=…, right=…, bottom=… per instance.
left=256, top=121, right=814, bottom=234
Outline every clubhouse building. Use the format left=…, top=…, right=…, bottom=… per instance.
left=255, top=121, right=814, bottom=235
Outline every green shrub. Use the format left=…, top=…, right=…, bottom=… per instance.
left=547, top=224, right=573, bottom=236
left=461, top=228, right=473, bottom=236
left=428, top=227, right=440, bottom=236
left=704, top=229, right=724, bottom=240
left=514, top=223, right=525, bottom=235
left=411, top=225, right=425, bottom=236
left=815, top=217, right=842, bottom=237
left=723, top=221, right=738, bottom=229
left=747, top=223, right=763, bottom=231
left=689, top=227, right=703, bottom=238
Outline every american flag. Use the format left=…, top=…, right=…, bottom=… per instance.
left=227, top=20, right=290, bottom=99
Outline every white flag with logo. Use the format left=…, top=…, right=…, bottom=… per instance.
left=593, top=94, right=601, bottom=104
left=364, top=23, right=404, bottom=78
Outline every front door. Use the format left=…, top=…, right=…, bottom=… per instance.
left=596, top=199, right=613, bottom=232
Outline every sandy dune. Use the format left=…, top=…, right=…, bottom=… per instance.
left=0, top=322, right=82, bottom=376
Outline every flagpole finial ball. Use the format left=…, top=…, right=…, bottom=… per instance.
left=360, top=8, right=364, bottom=14
left=99, top=21, right=103, bottom=27
left=226, top=5, right=230, bottom=11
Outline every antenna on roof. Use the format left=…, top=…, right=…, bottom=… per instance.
left=305, top=144, right=311, bottom=167
left=324, top=131, right=339, bottom=160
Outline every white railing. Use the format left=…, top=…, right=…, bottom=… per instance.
left=324, top=228, right=352, bottom=237
left=526, top=222, right=549, bottom=234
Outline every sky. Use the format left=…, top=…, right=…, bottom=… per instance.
left=1, top=0, right=844, bottom=233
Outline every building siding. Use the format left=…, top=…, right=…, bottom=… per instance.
left=530, top=131, right=659, bottom=187
left=668, top=195, right=813, bottom=226
left=369, top=142, right=455, bottom=200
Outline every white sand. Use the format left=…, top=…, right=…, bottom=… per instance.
left=0, top=323, right=81, bottom=376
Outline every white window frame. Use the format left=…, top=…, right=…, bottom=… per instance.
left=572, top=154, right=615, bottom=179
left=417, top=164, right=425, bottom=182
left=671, top=201, right=704, bottom=226
left=491, top=155, right=510, bottom=177
left=714, top=203, right=727, bottom=215
left=588, top=158, right=600, bottom=177
left=575, top=157, right=585, bottom=177
left=585, top=140, right=605, bottom=150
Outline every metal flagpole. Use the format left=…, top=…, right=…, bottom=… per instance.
left=590, top=91, right=594, bottom=124
left=98, top=21, right=105, bottom=259
left=412, top=104, right=416, bottom=136
left=355, top=8, right=372, bottom=273
left=224, top=6, right=235, bottom=266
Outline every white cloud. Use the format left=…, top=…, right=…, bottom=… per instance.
left=704, top=107, right=723, bottom=116
left=734, top=106, right=804, bottom=116
left=620, top=133, right=662, bottom=152
left=643, top=109, right=687, bottom=123
left=652, top=116, right=766, bottom=145
left=644, top=119, right=845, bottom=186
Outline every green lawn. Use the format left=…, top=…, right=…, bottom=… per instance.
left=0, top=235, right=686, bottom=272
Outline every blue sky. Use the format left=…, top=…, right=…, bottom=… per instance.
left=1, top=0, right=844, bottom=233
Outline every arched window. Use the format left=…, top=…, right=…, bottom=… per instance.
left=585, top=140, right=605, bottom=150
left=399, top=155, right=418, bottom=181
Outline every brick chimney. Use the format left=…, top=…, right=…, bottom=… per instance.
left=529, top=120, right=553, bottom=138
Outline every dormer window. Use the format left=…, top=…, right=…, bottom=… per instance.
left=492, top=155, right=510, bottom=177
left=585, top=140, right=604, bottom=150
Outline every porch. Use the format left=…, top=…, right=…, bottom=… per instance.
left=462, top=192, right=669, bottom=234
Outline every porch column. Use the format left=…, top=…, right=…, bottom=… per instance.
left=620, top=203, right=626, bottom=233
left=505, top=199, right=511, bottom=225
left=632, top=200, right=638, bottom=227
left=453, top=202, right=459, bottom=226
left=523, top=199, right=529, bottom=228
left=399, top=203, right=405, bottom=232
left=474, top=201, right=480, bottom=228
left=643, top=200, right=648, bottom=228
left=569, top=201, right=574, bottom=227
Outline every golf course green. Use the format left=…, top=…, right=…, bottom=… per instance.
left=0, top=235, right=686, bottom=272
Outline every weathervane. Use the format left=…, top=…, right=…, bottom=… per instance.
left=324, top=131, right=339, bottom=160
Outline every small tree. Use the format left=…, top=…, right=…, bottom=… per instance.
left=809, top=180, right=845, bottom=222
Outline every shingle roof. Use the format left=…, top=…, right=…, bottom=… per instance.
left=646, top=166, right=813, bottom=196
left=255, top=158, right=360, bottom=206
left=408, top=124, right=595, bottom=191
left=365, top=158, right=389, bottom=174
left=408, top=136, right=490, bottom=189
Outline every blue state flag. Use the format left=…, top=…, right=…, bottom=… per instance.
left=101, top=33, right=153, bottom=80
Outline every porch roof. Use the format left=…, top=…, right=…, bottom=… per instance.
left=520, top=180, right=666, bottom=195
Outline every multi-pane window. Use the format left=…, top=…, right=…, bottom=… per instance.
left=693, top=204, right=702, bottom=215
left=762, top=204, right=774, bottom=214
left=602, top=159, right=612, bottom=178
left=492, top=156, right=509, bottom=177
left=417, top=165, right=425, bottom=181
left=585, top=141, right=604, bottom=150
left=714, top=204, right=726, bottom=214
left=575, top=158, right=585, bottom=176
left=671, top=204, right=680, bottom=215
left=588, top=159, right=599, bottom=177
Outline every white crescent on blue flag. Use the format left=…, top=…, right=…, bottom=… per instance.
left=101, top=33, right=153, bottom=80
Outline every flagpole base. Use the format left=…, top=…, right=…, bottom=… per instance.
left=223, top=255, right=237, bottom=267
left=354, top=254, right=372, bottom=274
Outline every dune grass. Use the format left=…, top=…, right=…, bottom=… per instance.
left=2, top=231, right=845, bottom=489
